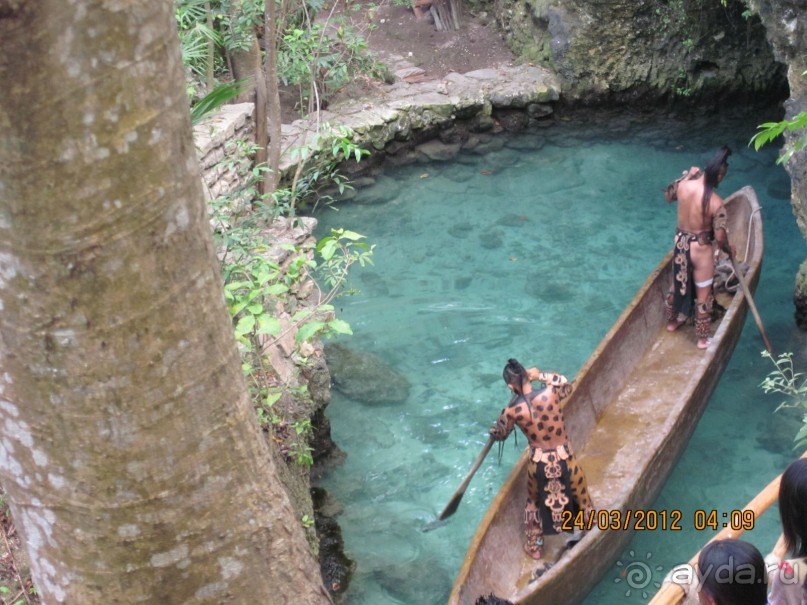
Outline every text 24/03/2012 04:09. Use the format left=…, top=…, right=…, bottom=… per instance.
left=560, top=509, right=756, bottom=532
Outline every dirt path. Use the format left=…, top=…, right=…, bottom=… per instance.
left=281, top=0, right=518, bottom=121
left=355, top=0, right=516, bottom=78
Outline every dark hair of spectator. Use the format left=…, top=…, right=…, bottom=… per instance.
left=697, top=538, right=767, bottom=605
left=780, top=457, right=807, bottom=558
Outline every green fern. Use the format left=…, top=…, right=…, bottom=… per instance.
left=190, top=79, right=252, bottom=124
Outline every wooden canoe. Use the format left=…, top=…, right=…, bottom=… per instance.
left=448, top=186, right=765, bottom=605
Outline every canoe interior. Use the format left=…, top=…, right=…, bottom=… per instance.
left=449, top=187, right=764, bottom=605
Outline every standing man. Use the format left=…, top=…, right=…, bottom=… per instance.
left=489, top=359, right=593, bottom=560
left=665, top=146, right=733, bottom=349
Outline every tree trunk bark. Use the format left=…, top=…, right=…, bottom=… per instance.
left=264, top=0, right=284, bottom=195
left=227, top=0, right=259, bottom=105
left=205, top=2, right=215, bottom=91
left=0, top=2, right=330, bottom=604
left=252, top=36, right=270, bottom=196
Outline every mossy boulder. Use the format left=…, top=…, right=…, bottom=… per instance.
left=324, top=342, right=411, bottom=404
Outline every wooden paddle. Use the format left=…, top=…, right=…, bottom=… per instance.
left=427, top=393, right=522, bottom=529
left=433, top=435, right=496, bottom=523
left=728, top=252, right=774, bottom=355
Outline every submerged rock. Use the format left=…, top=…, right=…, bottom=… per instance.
left=312, top=487, right=355, bottom=602
left=375, top=557, right=452, bottom=604
left=757, top=405, right=804, bottom=458
left=325, top=342, right=411, bottom=404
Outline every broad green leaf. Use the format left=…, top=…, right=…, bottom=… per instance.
left=340, top=229, right=365, bottom=241
left=229, top=300, right=249, bottom=316
left=296, top=321, right=325, bottom=343
left=794, top=423, right=807, bottom=443
left=235, top=314, right=255, bottom=336
left=319, top=239, right=338, bottom=261
left=257, top=315, right=281, bottom=336
left=191, top=79, right=252, bottom=125
left=224, top=280, right=252, bottom=291
left=328, top=318, right=353, bottom=335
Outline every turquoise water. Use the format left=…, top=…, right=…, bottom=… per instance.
left=311, top=110, right=807, bottom=605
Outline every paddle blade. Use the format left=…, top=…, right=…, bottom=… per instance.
left=421, top=518, right=448, bottom=533
left=437, top=491, right=465, bottom=521
left=426, top=435, right=497, bottom=530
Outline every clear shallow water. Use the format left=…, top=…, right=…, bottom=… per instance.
left=311, top=110, right=807, bottom=605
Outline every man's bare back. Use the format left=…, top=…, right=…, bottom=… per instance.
left=664, top=146, right=732, bottom=349
left=676, top=171, right=726, bottom=235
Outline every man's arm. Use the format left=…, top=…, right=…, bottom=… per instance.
left=526, top=368, right=573, bottom=401
left=712, top=201, right=733, bottom=256
left=527, top=367, right=568, bottom=386
left=489, top=408, right=515, bottom=441
left=664, top=166, right=703, bottom=203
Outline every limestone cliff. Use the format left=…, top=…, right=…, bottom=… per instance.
left=493, top=0, right=786, bottom=105
left=745, top=0, right=807, bottom=327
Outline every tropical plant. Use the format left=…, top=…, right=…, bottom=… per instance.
left=760, top=351, right=807, bottom=448
left=209, top=138, right=374, bottom=464
left=301, top=514, right=315, bottom=528
left=176, top=0, right=225, bottom=96
left=182, top=1, right=378, bottom=469
left=175, top=0, right=389, bottom=111
left=750, top=111, right=807, bottom=165
left=749, top=67, right=807, bottom=164
left=281, top=124, right=371, bottom=216
left=190, top=78, right=253, bottom=124
left=278, top=22, right=388, bottom=112
left=220, top=0, right=265, bottom=53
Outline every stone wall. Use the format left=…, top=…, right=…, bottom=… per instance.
left=196, top=63, right=561, bottom=195
left=285, top=62, right=557, bottom=172
left=193, top=102, right=254, bottom=201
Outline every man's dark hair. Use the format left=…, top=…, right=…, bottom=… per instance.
left=697, top=539, right=767, bottom=605
left=701, top=145, right=732, bottom=218
left=502, top=358, right=527, bottom=394
left=780, top=457, right=807, bottom=558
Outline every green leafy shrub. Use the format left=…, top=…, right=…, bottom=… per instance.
left=208, top=138, right=373, bottom=467
left=278, top=22, right=390, bottom=111
left=760, top=351, right=807, bottom=449
left=750, top=112, right=807, bottom=165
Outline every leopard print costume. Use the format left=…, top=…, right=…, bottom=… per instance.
left=490, top=371, right=593, bottom=558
